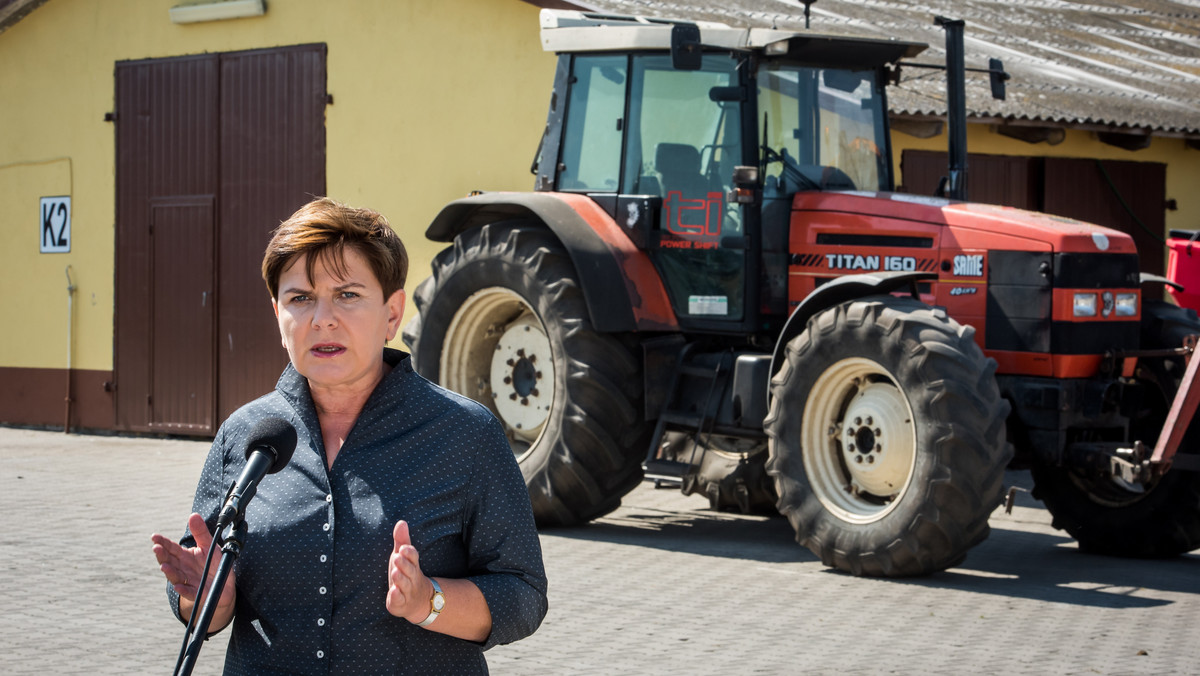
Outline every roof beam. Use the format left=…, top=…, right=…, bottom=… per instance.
left=1097, top=131, right=1152, bottom=151
left=0, top=0, right=48, bottom=35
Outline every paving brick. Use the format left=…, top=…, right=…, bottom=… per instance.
left=1, top=427, right=1197, bottom=675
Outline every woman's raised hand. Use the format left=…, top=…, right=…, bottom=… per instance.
left=151, top=513, right=237, bottom=622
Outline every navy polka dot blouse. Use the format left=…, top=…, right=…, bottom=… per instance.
left=168, top=349, right=548, bottom=674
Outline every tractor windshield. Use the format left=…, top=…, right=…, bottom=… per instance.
left=757, top=64, right=889, bottom=195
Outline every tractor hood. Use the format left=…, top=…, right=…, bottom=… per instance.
left=792, top=190, right=1137, bottom=255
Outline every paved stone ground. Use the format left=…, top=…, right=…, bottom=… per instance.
left=1, top=426, right=1197, bottom=675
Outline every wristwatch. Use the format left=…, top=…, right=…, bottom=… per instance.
left=416, top=578, right=445, bottom=627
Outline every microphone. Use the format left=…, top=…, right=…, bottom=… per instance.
left=215, top=417, right=297, bottom=530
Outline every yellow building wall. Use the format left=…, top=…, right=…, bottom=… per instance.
left=893, top=124, right=1200, bottom=239
left=5, top=0, right=1197, bottom=378
left=0, top=0, right=555, bottom=372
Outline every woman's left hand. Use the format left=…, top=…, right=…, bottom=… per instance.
left=386, top=520, right=435, bottom=624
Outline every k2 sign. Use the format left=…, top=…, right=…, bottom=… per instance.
left=40, top=196, right=71, bottom=253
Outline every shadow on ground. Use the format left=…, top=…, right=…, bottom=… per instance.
left=543, top=481, right=1200, bottom=609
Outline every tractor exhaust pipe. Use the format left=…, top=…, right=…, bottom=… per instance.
left=936, top=16, right=967, bottom=201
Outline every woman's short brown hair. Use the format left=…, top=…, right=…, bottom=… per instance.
left=262, top=197, right=408, bottom=300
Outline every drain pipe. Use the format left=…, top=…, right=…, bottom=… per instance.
left=64, top=265, right=75, bottom=433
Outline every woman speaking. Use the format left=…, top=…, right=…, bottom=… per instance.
left=151, top=197, right=547, bottom=674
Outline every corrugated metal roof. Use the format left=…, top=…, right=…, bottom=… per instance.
left=0, top=0, right=48, bottom=35
left=556, top=0, right=1200, bottom=137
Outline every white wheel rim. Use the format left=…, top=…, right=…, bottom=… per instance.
left=440, top=287, right=554, bottom=460
left=801, top=357, right=916, bottom=524
left=489, top=315, right=553, bottom=437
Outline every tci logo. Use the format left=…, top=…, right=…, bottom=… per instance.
left=664, top=191, right=723, bottom=239
left=953, top=254, right=984, bottom=277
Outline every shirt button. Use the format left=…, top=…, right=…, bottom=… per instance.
left=316, top=650, right=324, bottom=659
left=325, top=494, right=332, bottom=502
left=320, top=554, right=327, bottom=563
left=319, top=586, right=327, bottom=595
left=322, top=523, right=330, bottom=531
left=318, top=618, right=325, bottom=627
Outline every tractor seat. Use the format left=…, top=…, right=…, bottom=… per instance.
left=655, top=143, right=710, bottom=198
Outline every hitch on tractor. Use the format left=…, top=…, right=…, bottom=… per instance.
left=1070, top=335, right=1200, bottom=484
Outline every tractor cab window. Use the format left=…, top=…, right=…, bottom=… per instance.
left=558, top=55, right=626, bottom=192
left=622, top=53, right=746, bottom=322
left=757, top=65, right=888, bottom=195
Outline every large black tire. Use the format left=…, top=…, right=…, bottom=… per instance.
left=1031, top=300, right=1200, bottom=556
left=402, top=221, right=647, bottom=526
left=765, top=297, right=1012, bottom=577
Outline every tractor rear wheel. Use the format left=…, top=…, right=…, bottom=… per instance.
left=765, top=296, right=1011, bottom=576
left=1031, top=300, right=1200, bottom=556
left=403, top=221, right=646, bottom=526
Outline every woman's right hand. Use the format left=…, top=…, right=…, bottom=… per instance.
left=151, top=513, right=237, bottom=626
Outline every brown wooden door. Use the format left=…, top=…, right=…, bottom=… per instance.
left=1042, top=157, right=1166, bottom=278
left=115, top=54, right=220, bottom=433
left=899, top=150, right=1039, bottom=210
left=217, top=46, right=327, bottom=424
left=149, top=197, right=215, bottom=431
left=115, top=45, right=326, bottom=435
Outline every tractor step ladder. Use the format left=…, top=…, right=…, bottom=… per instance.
left=642, top=347, right=732, bottom=487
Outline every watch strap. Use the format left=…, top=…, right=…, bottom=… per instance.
left=416, top=578, right=444, bottom=627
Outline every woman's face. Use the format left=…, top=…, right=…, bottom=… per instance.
left=273, top=248, right=405, bottom=396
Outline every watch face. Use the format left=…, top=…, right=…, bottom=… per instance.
left=432, top=594, right=446, bottom=612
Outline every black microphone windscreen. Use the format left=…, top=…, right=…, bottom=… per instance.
left=244, top=417, right=298, bottom=473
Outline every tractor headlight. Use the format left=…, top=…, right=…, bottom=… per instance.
left=1115, top=293, right=1138, bottom=317
left=1073, top=292, right=1097, bottom=317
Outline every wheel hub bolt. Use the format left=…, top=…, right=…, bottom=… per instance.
left=854, top=417, right=862, bottom=425
left=866, top=417, right=874, bottom=426
left=855, top=455, right=864, bottom=463
left=867, top=456, right=875, bottom=464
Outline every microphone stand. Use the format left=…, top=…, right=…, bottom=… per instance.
left=173, top=517, right=247, bottom=676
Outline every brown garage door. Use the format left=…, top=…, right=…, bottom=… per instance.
left=115, top=44, right=326, bottom=435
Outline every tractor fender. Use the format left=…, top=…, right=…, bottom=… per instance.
left=426, top=191, right=678, bottom=332
left=769, top=271, right=938, bottom=380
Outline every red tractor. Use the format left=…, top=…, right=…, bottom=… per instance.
left=403, top=9, right=1200, bottom=576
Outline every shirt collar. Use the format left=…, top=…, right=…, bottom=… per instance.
left=274, top=348, right=414, bottom=454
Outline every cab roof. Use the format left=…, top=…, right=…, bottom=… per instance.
left=540, top=8, right=926, bottom=69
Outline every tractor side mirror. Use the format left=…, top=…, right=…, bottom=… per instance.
left=671, top=23, right=702, bottom=70
left=730, top=166, right=760, bottom=204
left=989, top=58, right=1009, bottom=101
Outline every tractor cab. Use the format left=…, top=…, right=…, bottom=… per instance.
left=534, top=10, right=923, bottom=333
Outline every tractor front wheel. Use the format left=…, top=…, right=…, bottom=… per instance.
left=765, top=297, right=1011, bottom=576
left=1031, top=300, right=1200, bottom=556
